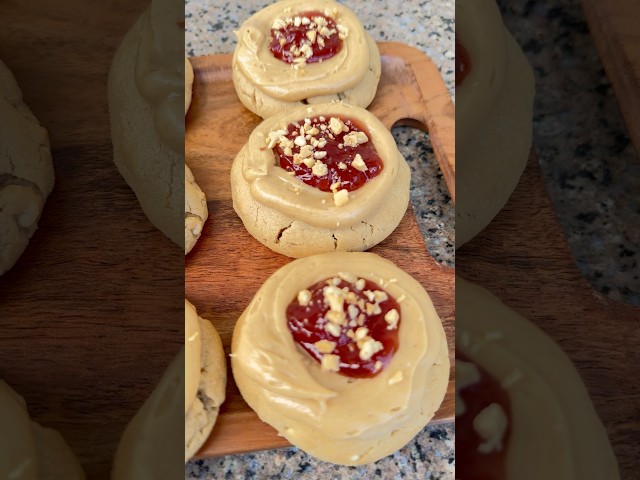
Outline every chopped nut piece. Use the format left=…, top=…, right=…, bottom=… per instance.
left=374, top=360, right=383, bottom=371
left=315, top=339, right=336, bottom=354
left=374, top=291, right=389, bottom=302
left=325, top=322, right=341, bottom=337
left=384, top=308, right=400, bottom=330
left=338, top=161, right=347, bottom=170
left=352, top=153, right=368, bottom=172
left=343, top=131, right=369, bottom=147
left=347, top=304, right=359, bottom=320
left=294, top=135, right=307, bottom=147
left=365, top=302, right=382, bottom=315
left=312, top=161, right=328, bottom=177
left=329, top=117, right=347, bottom=135
left=321, top=354, right=340, bottom=372
left=306, top=30, right=317, bottom=43
left=313, top=150, right=327, bottom=160
left=333, top=189, right=349, bottom=206
left=354, top=327, right=369, bottom=340
left=388, top=371, right=404, bottom=385
left=303, top=157, right=316, bottom=168
left=359, top=338, right=383, bottom=361
left=355, top=279, right=365, bottom=291
left=323, top=285, right=345, bottom=311
left=283, top=146, right=293, bottom=157
left=297, top=289, right=312, bottom=306
left=326, top=309, right=347, bottom=325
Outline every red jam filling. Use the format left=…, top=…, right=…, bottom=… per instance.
left=456, top=40, right=471, bottom=87
left=272, top=116, right=383, bottom=193
left=286, top=277, right=401, bottom=378
left=269, top=11, right=343, bottom=64
left=456, top=353, right=512, bottom=480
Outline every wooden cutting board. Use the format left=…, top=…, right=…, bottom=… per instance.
left=0, top=1, right=182, bottom=480
left=185, top=42, right=455, bottom=458
left=457, top=151, right=640, bottom=479
left=581, top=0, right=640, bottom=155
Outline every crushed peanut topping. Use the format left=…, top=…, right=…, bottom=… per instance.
left=315, top=339, right=336, bottom=354
left=286, top=276, right=401, bottom=378
left=297, top=289, right=312, bottom=307
left=321, top=354, right=340, bottom=372
left=384, top=308, right=400, bottom=330
left=333, top=189, right=349, bottom=206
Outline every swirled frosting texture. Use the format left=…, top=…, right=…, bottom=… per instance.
left=457, top=277, right=619, bottom=479
left=231, top=252, right=449, bottom=465
left=134, top=0, right=184, bottom=154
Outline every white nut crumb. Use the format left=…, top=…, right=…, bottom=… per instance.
left=329, top=117, right=346, bottom=135
left=297, top=289, right=312, bottom=306
left=388, top=371, right=404, bottom=385
left=354, top=327, right=369, bottom=340
left=294, top=135, right=307, bottom=147
left=384, top=308, right=400, bottom=330
left=315, top=339, right=336, bottom=354
left=338, top=161, right=347, bottom=170
left=359, top=338, right=383, bottom=361
left=325, top=322, right=342, bottom=337
left=352, top=153, right=368, bottom=172
left=355, top=279, right=365, bottom=290
left=321, top=354, right=340, bottom=372
left=303, top=157, right=317, bottom=168
left=333, top=189, right=349, bottom=206
left=312, top=161, right=328, bottom=177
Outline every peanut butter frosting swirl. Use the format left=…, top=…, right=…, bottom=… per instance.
left=232, top=252, right=449, bottom=465
left=241, top=102, right=407, bottom=230
left=233, top=0, right=372, bottom=102
left=457, top=277, right=620, bottom=479
left=134, top=0, right=184, bottom=154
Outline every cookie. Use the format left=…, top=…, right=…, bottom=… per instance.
left=0, top=59, right=54, bottom=276
left=232, top=252, right=449, bottom=465
left=456, top=0, right=535, bottom=247
left=230, top=102, right=410, bottom=258
left=0, top=380, right=85, bottom=479
left=232, top=0, right=381, bottom=119
left=185, top=164, right=207, bottom=255
left=456, top=277, right=620, bottom=479
left=184, top=299, right=226, bottom=461
left=108, top=0, right=184, bottom=246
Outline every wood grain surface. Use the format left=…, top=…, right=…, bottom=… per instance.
left=458, top=152, right=640, bottom=479
left=185, top=43, right=456, bottom=458
left=581, top=0, right=640, bottom=155
left=0, top=2, right=182, bottom=479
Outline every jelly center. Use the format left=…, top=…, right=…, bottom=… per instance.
left=286, top=276, right=401, bottom=378
left=270, top=116, right=383, bottom=194
left=456, top=40, right=471, bottom=87
left=456, top=353, right=512, bottom=480
left=269, top=11, right=344, bottom=65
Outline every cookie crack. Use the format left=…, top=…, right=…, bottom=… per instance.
left=275, top=222, right=293, bottom=244
left=332, top=233, right=338, bottom=249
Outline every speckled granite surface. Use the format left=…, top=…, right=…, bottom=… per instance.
left=498, top=0, right=640, bottom=305
left=185, top=0, right=455, bottom=478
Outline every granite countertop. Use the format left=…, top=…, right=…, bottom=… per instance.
left=185, top=0, right=455, bottom=478
left=499, top=0, right=640, bottom=305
